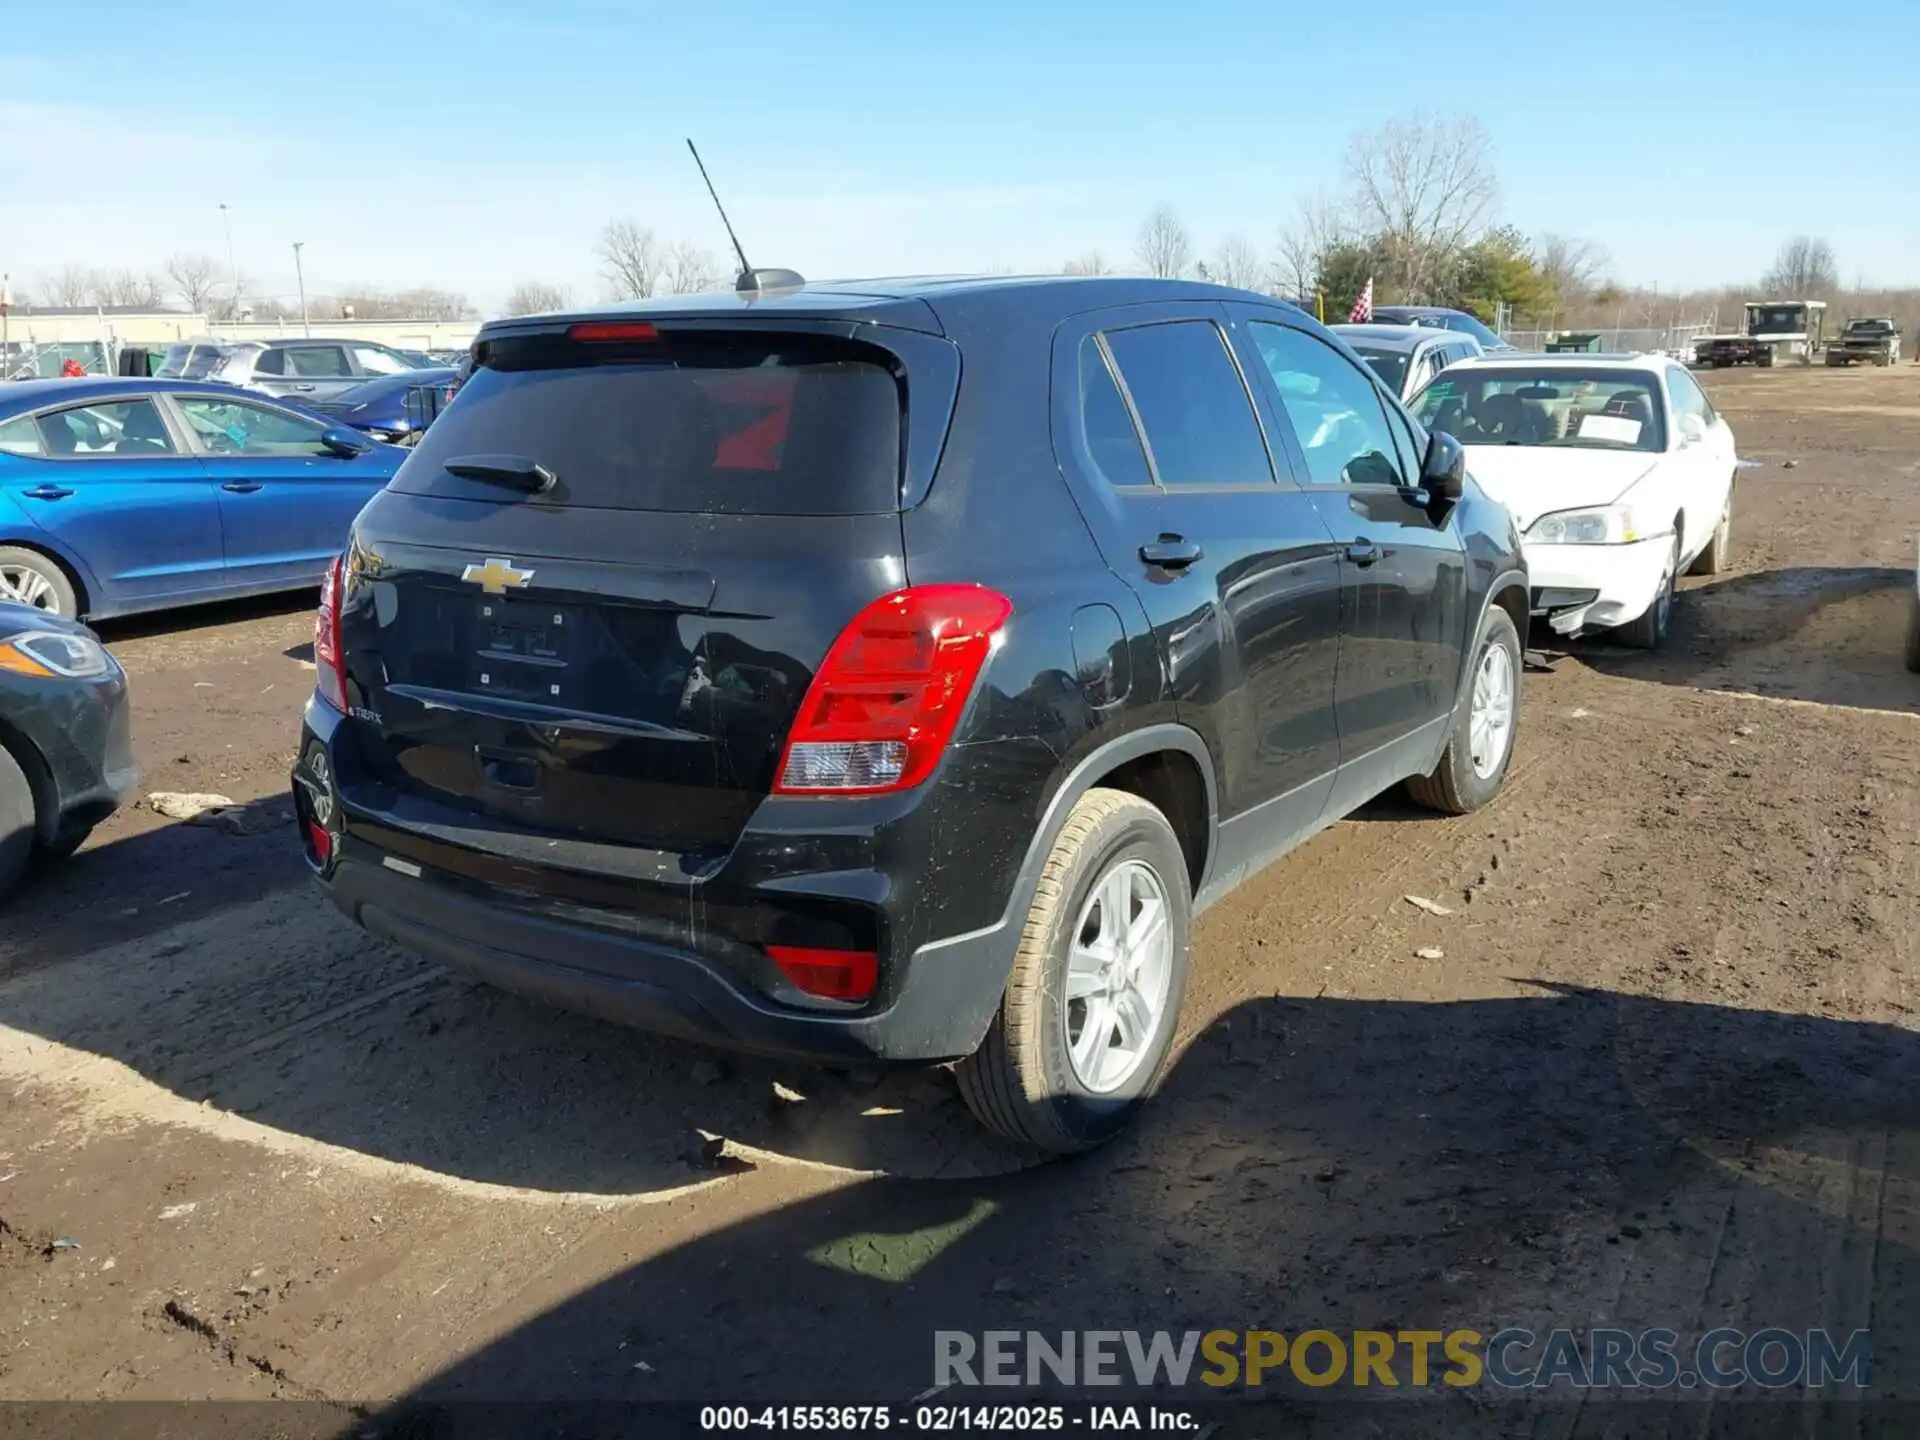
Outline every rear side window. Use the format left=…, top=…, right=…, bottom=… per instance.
left=253, top=348, right=286, bottom=376
left=158, top=343, right=234, bottom=380
left=398, top=330, right=905, bottom=515
left=1078, top=337, right=1152, bottom=488
left=1102, top=320, right=1272, bottom=487
left=0, top=415, right=42, bottom=455
left=289, top=346, right=350, bottom=378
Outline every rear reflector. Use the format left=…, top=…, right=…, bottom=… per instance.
left=568, top=321, right=659, bottom=343
left=774, top=585, right=1013, bottom=795
left=767, top=945, right=879, bottom=1003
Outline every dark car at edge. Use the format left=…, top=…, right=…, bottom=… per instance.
left=0, top=602, right=136, bottom=898
left=293, top=275, right=1527, bottom=1153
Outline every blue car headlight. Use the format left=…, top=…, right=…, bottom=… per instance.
left=0, top=630, right=114, bottom=678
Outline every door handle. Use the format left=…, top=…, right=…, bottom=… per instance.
left=290, top=384, right=317, bottom=393
left=221, top=481, right=264, bottom=494
left=22, top=484, right=74, bottom=501
left=1139, top=535, right=1203, bottom=571
left=1344, top=539, right=1380, bottom=567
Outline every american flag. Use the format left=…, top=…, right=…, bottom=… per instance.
left=1348, top=278, right=1374, bottom=323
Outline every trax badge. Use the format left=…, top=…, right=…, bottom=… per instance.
left=462, top=557, right=535, bottom=594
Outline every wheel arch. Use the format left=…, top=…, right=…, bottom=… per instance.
left=910, top=723, right=1219, bottom=1058
left=0, top=713, right=56, bottom=842
left=1029, top=724, right=1219, bottom=903
left=0, top=533, right=97, bottom=617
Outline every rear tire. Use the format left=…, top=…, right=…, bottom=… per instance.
left=0, top=547, right=78, bottom=618
left=1406, top=605, right=1522, bottom=816
left=0, top=745, right=36, bottom=902
left=1687, top=492, right=1733, bottom=576
left=1615, top=536, right=1680, bottom=650
left=956, top=788, right=1192, bottom=1155
left=38, top=824, right=92, bottom=862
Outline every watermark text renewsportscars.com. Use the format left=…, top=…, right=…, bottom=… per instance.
left=933, top=1328, right=1872, bottom=1391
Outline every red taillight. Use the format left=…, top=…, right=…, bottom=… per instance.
left=315, top=555, right=348, bottom=711
left=767, top=945, right=879, bottom=1002
left=568, top=321, right=658, bottom=343
left=305, top=818, right=333, bottom=864
left=774, top=585, right=1013, bottom=795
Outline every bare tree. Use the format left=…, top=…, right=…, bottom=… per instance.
left=1061, top=250, right=1112, bottom=276
left=598, top=219, right=665, bottom=300
left=504, top=281, right=573, bottom=317
left=665, top=240, right=720, bottom=295
left=48, top=265, right=98, bottom=307
left=90, top=269, right=167, bottom=308
left=332, top=287, right=473, bottom=321
left=165, top=253, right=220, bottom=313
left=1760, top=236, right=1839, bottom=298
left=1344, top=112, right=1498, bottom=301
left=1272, top=193, right=1354, bottom=301
left=1135, top=204, right=1192, bottom=279
left=1534, top=234, right=1609, bottom=306
left=1208, top=234, right=1266, bottom=292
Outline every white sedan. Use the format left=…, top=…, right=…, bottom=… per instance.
left=1407, top=353, right=1738, bottom=648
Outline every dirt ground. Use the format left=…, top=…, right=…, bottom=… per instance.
left=4, top=362, right=1920, bottom=1429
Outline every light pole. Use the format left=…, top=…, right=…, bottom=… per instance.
left=292, top=242, right=310, bottom=337
left=218, top=203, right=240, bottom=320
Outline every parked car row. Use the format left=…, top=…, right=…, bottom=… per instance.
left=0, top=277, right=1745, bottom=1163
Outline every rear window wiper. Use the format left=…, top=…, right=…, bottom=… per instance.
left=442, top=454, right=557, bottom=494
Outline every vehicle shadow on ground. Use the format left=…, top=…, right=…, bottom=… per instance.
left=0, top=814, right=1035, bottom=1192
left=353, top=985, right=1919, bottom=1426
left=1549, top=565, right=1918, bottom=714
left=0, top=814, right=309, bottom=978
left=90, top=589, right=318, bottom=645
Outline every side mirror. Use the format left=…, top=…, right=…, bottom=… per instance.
left=1679, top=414, right=1707, bottom=445
left=320, top=426, right=372, bottom=458
left=1421, top=430, right=1467, bottom=501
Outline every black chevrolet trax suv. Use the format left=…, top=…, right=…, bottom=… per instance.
left=293, top=276, right=1528, bottom=1154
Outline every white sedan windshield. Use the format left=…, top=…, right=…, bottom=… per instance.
left=1410, top=370, right=1666, bottom=453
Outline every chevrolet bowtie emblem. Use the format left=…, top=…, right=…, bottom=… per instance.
left=461, top=557, right=535, bottom=594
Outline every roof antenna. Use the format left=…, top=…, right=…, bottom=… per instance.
left=686, top=139, right=804, bottom=298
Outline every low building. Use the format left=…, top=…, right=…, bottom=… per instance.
left=0, top=305, right=480, bottom=359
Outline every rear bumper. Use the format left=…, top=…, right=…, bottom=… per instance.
left=1525, top=536, right=1672, bottom=635
left=323, top=855, right=1009, bottom=1065
left=292, top=699, right=1023, bottom=1066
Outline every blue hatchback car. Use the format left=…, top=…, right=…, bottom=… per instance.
left=0, top=378, right=405, bottom=621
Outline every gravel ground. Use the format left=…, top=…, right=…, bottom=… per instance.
left=3, top=362, right=1919, bottom=1432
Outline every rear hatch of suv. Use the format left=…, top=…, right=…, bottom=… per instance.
left=331, top=313, right=957, bottom=881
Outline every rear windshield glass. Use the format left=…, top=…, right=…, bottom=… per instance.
left=395, top=330, right=905, bottom=515
left=1351, top=347, right=1409, bottom=394
left=156, top=343, right=234, bottom=380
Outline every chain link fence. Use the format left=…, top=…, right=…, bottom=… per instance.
left=1500, top=324, right=1719, bottom=358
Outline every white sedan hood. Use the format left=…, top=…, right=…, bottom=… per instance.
left=1461, top=447, right=1661, bottom=532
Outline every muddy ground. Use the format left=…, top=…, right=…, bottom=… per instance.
left=4, top=362, right=1920, bottom=1431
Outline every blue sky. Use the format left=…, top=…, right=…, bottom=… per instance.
left=2, top=0, right=1913, bottom=314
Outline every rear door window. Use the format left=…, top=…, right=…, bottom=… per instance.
left=398, top=329, right=905, bottom=515
left=36, top=399, right=177, bottom=458
left=1101, top=320, right=1273, bottom=487
left=252, top=348, right=287, bottom=377
left=288, top=346, right=351, bottom=378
